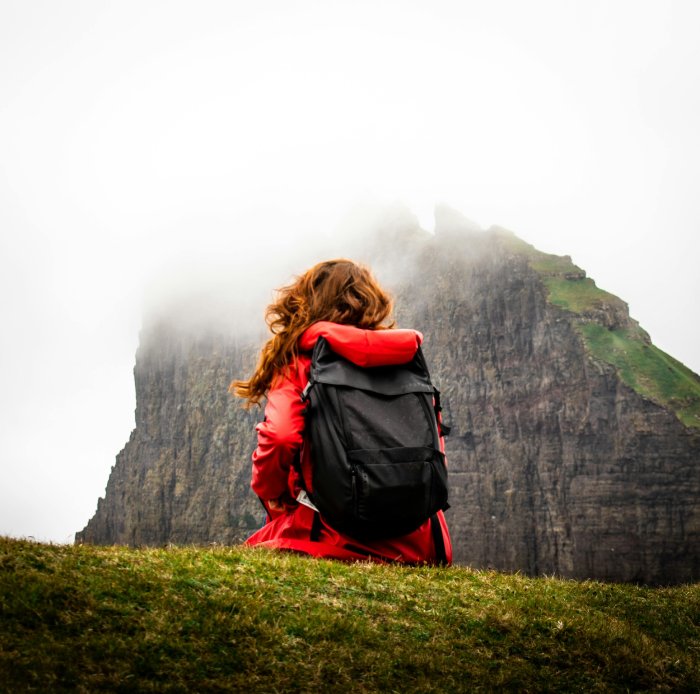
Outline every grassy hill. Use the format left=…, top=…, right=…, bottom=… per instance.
left=497, top=229, right=700, bottom=429
left=1, top=538, right=698, bottom=692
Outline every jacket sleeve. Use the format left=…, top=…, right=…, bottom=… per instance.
left=300, top=321, right=423, bottom=366
left=250, top=365, right=306, bottom=501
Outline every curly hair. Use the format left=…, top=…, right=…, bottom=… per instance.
left=231, top=259, right=394, bottom=406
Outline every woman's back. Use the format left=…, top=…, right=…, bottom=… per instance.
left=231, top=260, right=452, bottom=564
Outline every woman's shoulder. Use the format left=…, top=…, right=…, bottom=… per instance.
left=271, top=353, right=312, bottom=392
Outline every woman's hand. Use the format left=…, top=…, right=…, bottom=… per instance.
left=266, top=492, right=298, bottom=514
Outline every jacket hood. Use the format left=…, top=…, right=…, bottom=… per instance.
left=299, top=321, right=423, bottom=368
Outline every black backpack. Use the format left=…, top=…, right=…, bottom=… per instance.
left=300, top=336, right=449, bottom=541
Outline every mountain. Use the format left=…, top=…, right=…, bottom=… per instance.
left=76, top=212, right=700, bottom=584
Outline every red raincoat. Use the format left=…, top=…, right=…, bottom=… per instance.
left=245, top=321, right=452, bottom=564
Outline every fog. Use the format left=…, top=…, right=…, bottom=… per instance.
left=1, top=1, right=699, bottom=543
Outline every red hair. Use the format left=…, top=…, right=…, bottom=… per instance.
left=231, top=259, right=394, bottom=406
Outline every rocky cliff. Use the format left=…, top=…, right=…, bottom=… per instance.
left=76, top=213, right=700, bottom=584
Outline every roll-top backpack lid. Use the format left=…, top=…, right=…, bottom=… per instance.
left=310, top=337, right=434, bottom=396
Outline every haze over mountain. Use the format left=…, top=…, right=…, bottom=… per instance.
left=77, top=209, right=700, bottom=585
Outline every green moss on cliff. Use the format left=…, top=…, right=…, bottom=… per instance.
left=495, top=228, right=700, bottom=429
left=540, top=275, right=618, bottom=314
left=580, top=324, right=700, bottom=428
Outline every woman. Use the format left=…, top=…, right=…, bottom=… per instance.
left=231, top=259, right=452, bottom=564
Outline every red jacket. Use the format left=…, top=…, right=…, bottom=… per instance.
left=245, top=321, right=452, bottom=565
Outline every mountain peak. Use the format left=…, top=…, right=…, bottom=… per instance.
left=433, top=204, right=483, bottom=236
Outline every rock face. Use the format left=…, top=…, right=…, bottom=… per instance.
left=77, top=218, right=700, bottom=584
left=78, top=328, right=264, bottom=546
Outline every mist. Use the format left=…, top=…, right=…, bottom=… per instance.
left=1, top=1, right=699, bottom=543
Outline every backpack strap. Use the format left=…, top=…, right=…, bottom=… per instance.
left=433, top=388, right=452, bottom=437
left=309, top=508, right=322, bottom=542
left=300, top=378, right=315, bottom=403
left=430, top=513, right=449, bottom=566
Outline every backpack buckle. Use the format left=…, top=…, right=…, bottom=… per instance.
left=300, top=381, right=314, bottom=403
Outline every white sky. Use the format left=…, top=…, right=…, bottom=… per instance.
left=1, top=0, right=698, bottom=543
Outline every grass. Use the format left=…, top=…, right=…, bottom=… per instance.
left=535, top=275, right=620, bottom=315
left=2, top=538, right=699, bottom=692
left=580, top=324, right=700, bottom=428
left=494, top=229, right=700, bottom=429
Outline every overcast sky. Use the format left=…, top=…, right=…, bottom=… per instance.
left=1, top=0, right=698, bottom=543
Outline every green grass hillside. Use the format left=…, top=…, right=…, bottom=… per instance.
left=1, top=539, right=699, bottom=692
left=495, top=229, right=700, bottom=429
